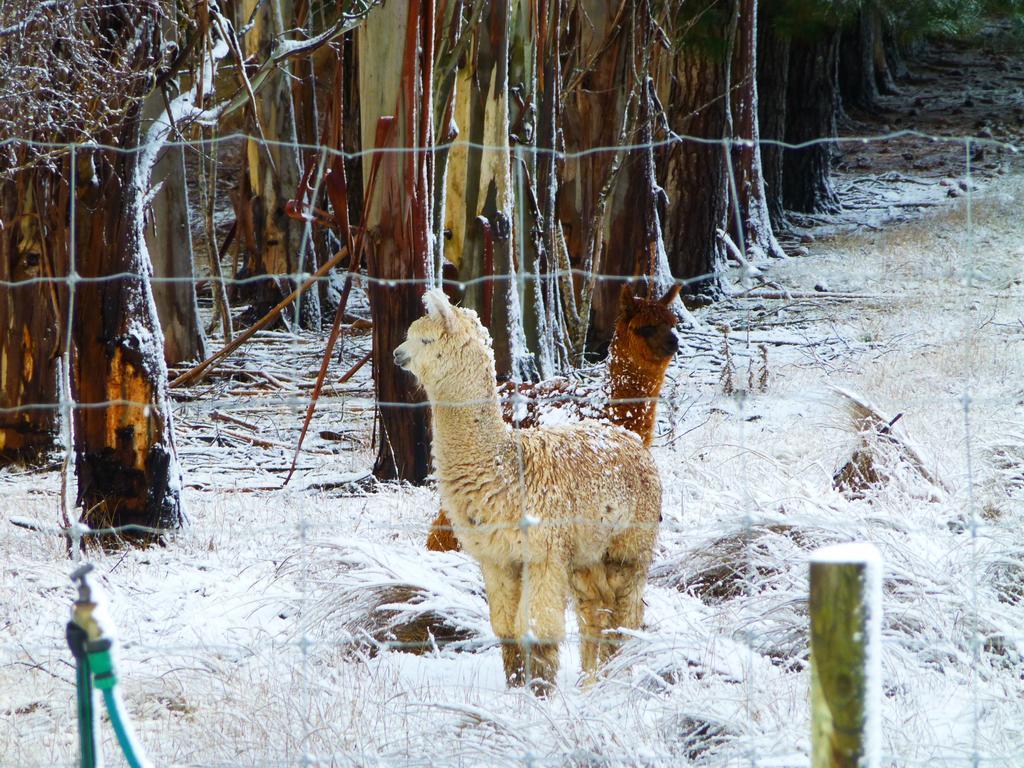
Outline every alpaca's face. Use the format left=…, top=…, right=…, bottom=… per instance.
left=617, top=285, right=681, bottom=367
left=394, top=304, right=494, bottom=397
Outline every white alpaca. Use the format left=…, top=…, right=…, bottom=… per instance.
left=394, top=290, right=661, bottom=693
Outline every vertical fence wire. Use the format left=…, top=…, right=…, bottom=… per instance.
left=2, top=128, right=1023, bottom=765
left=963, top=136, right=981, bottom=768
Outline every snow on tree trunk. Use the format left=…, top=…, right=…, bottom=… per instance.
left=509, top=0, right=573, bottom=379
left=0, top=169, right=60, bottom=463
left=359, top=0, right=434, bottom=483
left=783, top=31, right=842, bottom=215
left=729, top=0, right=786, bottom=262
left=73, top=94, right=184, bottom=533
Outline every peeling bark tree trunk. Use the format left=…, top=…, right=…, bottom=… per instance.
left=147, top=144, right=208, bottom=365
left=756, top=2, right=789, bottom=231
left=0, top=171, right=61, bottom=463
left=557, top=1, right=639, bottom=351
left=71, top=15, right=184, bottom=533
left=241, top=0, right=320, bottom=329
left=783, top=31, right=841, bottom=214
left=509, top=0, right=572, bottom=378
left=655, top=9, right=729, bottom=301
left=359, top=0, right=434, bottom=483
left=442, top=0, right=530, bottom=380
left=591, top=0, right=670, bottom=347
left=730, top=0, right=785, bottom=262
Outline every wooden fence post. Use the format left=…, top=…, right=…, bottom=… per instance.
left=809, top=543, right=882, bottom=768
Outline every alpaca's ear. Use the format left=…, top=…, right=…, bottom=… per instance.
left=659, top=283, right=682, bottom=306
left=423, top=288, right=458, bottom=332
left=619, top=283, right=636, bottom=315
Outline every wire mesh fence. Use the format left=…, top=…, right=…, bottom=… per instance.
left=1, top=123, right=1023, bottom=767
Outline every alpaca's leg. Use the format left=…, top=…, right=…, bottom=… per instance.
left=601, top=558, right=649, bottom=666
left=571, top=565, right=615, bottom=681
left=480, top=561, right=524, bottom=686
left=426, top=509, right=461, bottom=552
left=517, top=561, right=569, bottom=695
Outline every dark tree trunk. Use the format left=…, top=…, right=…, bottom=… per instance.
left=882, top=18, right=910, bottom=82
left=559, top=0, right=646, bottom=350
left=730, top=0, right=785, bottom=261
left=839, top=8, right=880, bottom=112
left=73, top=138, right=184, bottom=533
left=0, top=170, right=61, bottom=464
left=359, top=0, right=434, bottom=483
left=757, top=2, right=789, bottom=231
left=783, top=31, right=841, bottom=214
left=655, top=18, right=729, bottom=301
left=871, top=10, right=899, bottom=95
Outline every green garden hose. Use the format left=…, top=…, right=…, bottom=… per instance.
left=69, top=565, right=153, bottom=768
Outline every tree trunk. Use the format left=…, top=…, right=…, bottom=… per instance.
left=757, top=1, right=789, bottom=231
left=871, top=10, right=899, bottom=95
left=0, top=170, right=61, bottom=463
left=441, top=0, right=531, bottom=380
left=70, top=5, right=184, bottom=534
left=783, top=31, right=841, bottom=214
left=510, top=0, right=573, bottom=379
left=359, top=0, right=434, bottom=483
left=593, top=1, right=672, bottom=346
left=241, top=0, right=320, bottom=329
left=838, top=7, right=880, bottom=112
left=147, top=144, right=208, bottom=364
left=655, top=8, right=729, bottom=301
left=730, top=0, right=785, bottom=262
left=557, top=1, right=639, bottom=350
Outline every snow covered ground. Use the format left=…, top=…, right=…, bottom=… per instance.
left=3, top=168, right=1024, bottom=766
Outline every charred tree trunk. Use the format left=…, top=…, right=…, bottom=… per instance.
left=730, top=0, right=785, bottom=262
left=655, top=5, right=730, bottom=301
left=756, top=1, right=789, bottom=231
left=73, top=140, right=184, bottom=533
left=359, top=0, right=434, bottom=483
left=69, top=3, right=184, bottom=534
left=783, top=31, right=841, bottom=214
left=0, top=170, right=61, bottom=463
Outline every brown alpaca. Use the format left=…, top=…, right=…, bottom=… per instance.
left=427, top=283, right=679, bottom=553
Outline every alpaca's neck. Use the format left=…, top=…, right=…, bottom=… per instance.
left=606, top=337, right=669, bottom=447
left=428, top=384, right=508, bottom=475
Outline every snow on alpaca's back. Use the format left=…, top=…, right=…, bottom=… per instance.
left=395, top=290, right=662, bottom=690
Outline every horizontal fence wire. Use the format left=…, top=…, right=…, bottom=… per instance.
left=1, top=125, right=1019, bottom=768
